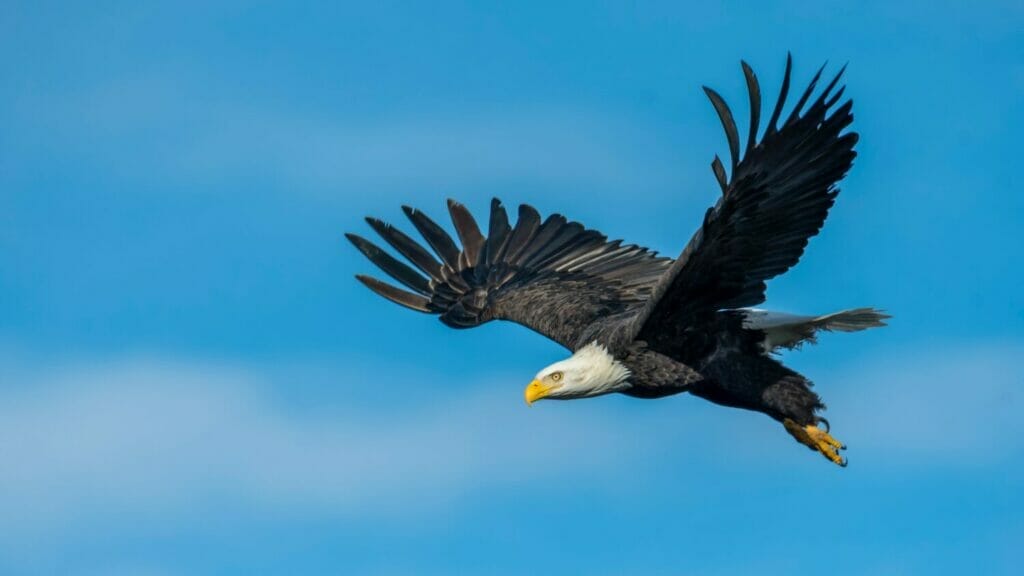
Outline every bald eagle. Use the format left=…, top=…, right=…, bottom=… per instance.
left=347, top=56, right=888, bottom=466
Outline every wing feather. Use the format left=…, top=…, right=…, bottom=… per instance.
left=742, top=61, right=761, bottom=154
left=402, top=206, right=461, bottom=269
left=355, top=274, right=434, bottom=312
left=484, top=198, right=512, bottom=268
left=702, top=86, right=741, bottom=170
left=501, top=204, right=541, bottom=264
left=765, top=54, right=793, bottom=135
left=365, top=218, right=444, bottom=282
left=346, top=233, right=431, bottom=294
left=349, top=198, right=670, bottom=348
left=633, top=56, right=858, bottom=354
left=448, top=200, right=485, bottom=270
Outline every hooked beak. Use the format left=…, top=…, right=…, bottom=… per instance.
left=525, top=379, right=557, bottom=406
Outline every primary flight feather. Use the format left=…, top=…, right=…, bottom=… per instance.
left=346, top=55, right=888, bottom=466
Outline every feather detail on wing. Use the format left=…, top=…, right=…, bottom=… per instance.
left=348, top=198, right=671, bottom=349
left=634, top=55, right=859, bottom=351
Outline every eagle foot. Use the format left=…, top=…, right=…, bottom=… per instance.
left=783, top=418, right=847, bottom=467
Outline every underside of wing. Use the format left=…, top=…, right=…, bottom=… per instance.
left=636, top=55, right=859, bottom=353
left=348, top=198, right=671, bottom=349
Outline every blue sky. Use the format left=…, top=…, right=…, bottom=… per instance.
left=2, top=1, right=1022, bottom=574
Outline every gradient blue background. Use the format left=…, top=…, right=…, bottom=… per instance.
left=2, top=1, right=1022, bottom=574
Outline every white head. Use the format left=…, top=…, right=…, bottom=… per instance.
left=524, top=342, right=632, bottom=405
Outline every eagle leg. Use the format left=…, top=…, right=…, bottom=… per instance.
left=783, top=418, right=847, bottom=467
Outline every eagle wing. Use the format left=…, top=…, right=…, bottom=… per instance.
left=633, top=56, right=858, bottom=352
left=348, top=198, right=671, bottom=349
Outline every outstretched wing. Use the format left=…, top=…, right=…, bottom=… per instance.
left=634, top=55, right=858, bottom=351
left=348, top=198, right=671, bottom=349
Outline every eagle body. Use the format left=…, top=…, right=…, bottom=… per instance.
left=347, top=56, right=888, bottom=466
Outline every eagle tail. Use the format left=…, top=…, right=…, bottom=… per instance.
left=742, top=307, right=890, bottom=352
left=811, top=307, right=890, bottom=333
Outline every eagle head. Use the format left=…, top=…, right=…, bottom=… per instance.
left=524, top=342, right=632, bottom=404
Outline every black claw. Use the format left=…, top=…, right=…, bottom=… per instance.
left=839, top=457, right=848, bottom=468
left=818, top=417, right=830, bottom=433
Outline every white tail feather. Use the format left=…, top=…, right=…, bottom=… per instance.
left=742, top=307, right=890, bottom=352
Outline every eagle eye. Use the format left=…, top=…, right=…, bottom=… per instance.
left=550, top=371, right=563, bottom=382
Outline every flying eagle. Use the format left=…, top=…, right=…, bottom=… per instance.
left=346, top=56, right=888, bottom=466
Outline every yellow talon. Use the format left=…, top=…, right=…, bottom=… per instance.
left=784, top=418, right=847, bottom=467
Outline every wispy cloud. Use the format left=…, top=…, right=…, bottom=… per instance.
left=0, top=357, right=657, bottom=540
left=1, top=342, right=1020, bottom=554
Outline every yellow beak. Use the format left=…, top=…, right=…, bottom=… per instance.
left=525, top=379, right=556, bottom=406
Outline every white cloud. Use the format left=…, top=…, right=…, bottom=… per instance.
left=0, top=342, right=1019, bottom=553
left=0, top=357, right=659, bottom=539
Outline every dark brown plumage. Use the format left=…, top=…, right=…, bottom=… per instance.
left=347, top=198, right=670, bottom=347
left=346, top=56, right=889, bottom=466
